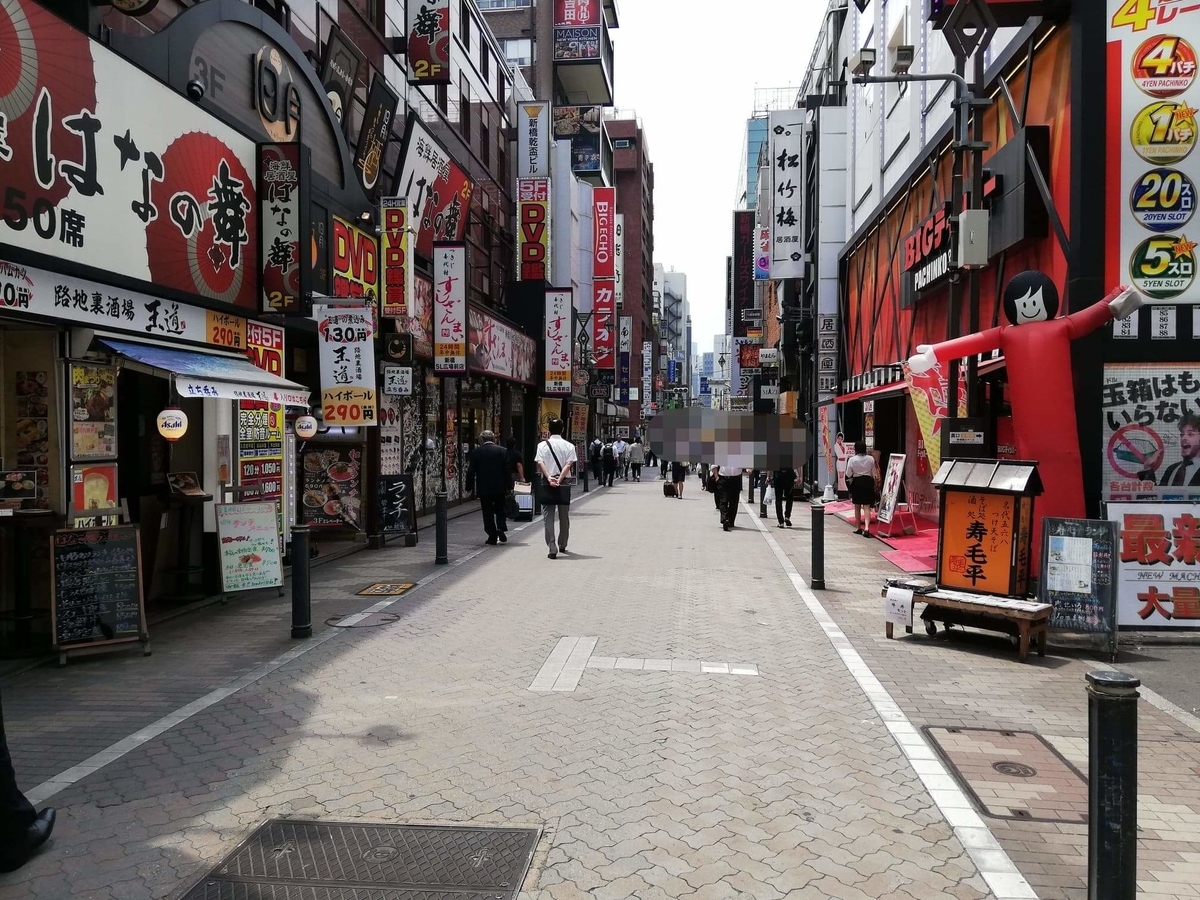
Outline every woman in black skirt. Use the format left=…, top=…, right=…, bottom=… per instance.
left=671, top=461, right=688, bottom=498
left=845, top=441, right=879, bottom=537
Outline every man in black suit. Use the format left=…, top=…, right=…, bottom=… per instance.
left=466, top=431, right=512, bottom=545
left=1141, top=413, right=1200, bottom=487
left=0, top=688, right=55, bottom=872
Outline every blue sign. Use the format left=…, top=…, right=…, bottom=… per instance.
left=667, top=359, right=677, bottom=384
left=700, top=376, right=710, bottom=395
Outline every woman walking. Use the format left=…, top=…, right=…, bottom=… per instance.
left=629, top=437, right=644, bottom=481
left=846, top=442, right=879, bottom=537
left=671, top=460, right=688, bottom=498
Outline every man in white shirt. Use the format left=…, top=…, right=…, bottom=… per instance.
left=535, top=418, right=578, bottom=559
left=613, top=437, right=629, bottom=480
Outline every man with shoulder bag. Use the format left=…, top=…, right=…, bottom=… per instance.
left=535, top=419, right=577, bottom=559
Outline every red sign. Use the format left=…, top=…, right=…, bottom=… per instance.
left=416, top=159, right=474, bottom=260
left=555, top=0, right=601, bottom=26
left=593, top=281, right=616, bottom=369
left=381, top=198, right=409, bottom=318
left=407, top=0, right=451, bottom=84
left=593, top=187, right=616, bottom=279
left=331, top=216, right=379, bottom=301
left=518, top=179, right=550, bottom=281
left=902, top=204, right=952, bottom=272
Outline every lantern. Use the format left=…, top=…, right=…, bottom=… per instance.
left=156, top=407, right=188, bottom=442
left=294, top=415, right=318, bottom=440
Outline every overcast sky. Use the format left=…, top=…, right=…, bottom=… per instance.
left=611, top=1, right=827, bottom=356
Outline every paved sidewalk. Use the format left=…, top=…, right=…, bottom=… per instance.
left=0, top=480, right=999, bottom=900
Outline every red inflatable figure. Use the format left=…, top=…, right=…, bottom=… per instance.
left=908, top=272, right=1142, bottom=567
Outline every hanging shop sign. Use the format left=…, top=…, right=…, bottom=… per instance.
left=468, top=307, right=536, bottom=384
left=382, top=365, right=413, bottom=396
left=768, top=110, right=805, bottom=280
left=755, top=223, right=772, bottom=280
left=593, top=187, right=617, bottom=279
left=331, top=216, right=380, bottom=304
left=395, top=114, right=475, bottom=258
left=318, top=26, right=364, bottom=136
left=554, top=26, right=601, bottom=60
left=258, top=143, right=310, bottom=314
left=315, top=304, right=378, bottom=425
left=593, top=282, right=616, bottom=370
left=642, top=340, right=653, bottom=404
left=433, top=244, right=467, bottom=373
left=381, top=197, right=412, bottom=319
left=518, top=102, right=551, bottom=179
left=239, top=321, right=285, bottom=503
left=1110, top=501, right=1200, bottom=628
left=552, top=106, right=603, bottom=174
left=1107, top=6, right=1200, bottom=303
left=614, top=214, right=625, bottom=308
left=732, top=211, right=755, bottom=338
left=354, top=75, right=400, bottom=199
left=901, top=204, right=954, bottom=306
left=618, top=315, right=632, bottom=403
left=517, top=179, right=552, bottom=281
left=545, top=289, right=573, bottom=394
left=0, top=0, right=259, bottom=309
left=406, top=0, right=452, bottom=84
left=399, top=273, right=434, bottom=359
left=555, top=0, right=600, bottom=25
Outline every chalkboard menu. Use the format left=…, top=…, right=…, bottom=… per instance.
left=378, top=474, right=416, bottom=534
left=51, top=526, right=145, bottom=649
left=1039, top=518, right=1118, bottom=659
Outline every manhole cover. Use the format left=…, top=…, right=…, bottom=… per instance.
left=358, top=583, right=417, bottom=596
left=925, top=726, right=1088, bottom=823
left=179, top=820, right=540, bottom=900
left=325, top=613, right=402, bottom=628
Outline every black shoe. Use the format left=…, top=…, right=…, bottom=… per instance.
left=559, top=546, right=568, bottom=554
left=853, top=528, right=863, bottom=535
left=778, top=522, right=786, bottom=528
left=723, top=525, right=732, bottom=532
left=0, top=808, right=56, bottom=873
left=498, top=532, right=507, bottom=543
left=785, top=519, right=792, bottom=527
left=486, top=536, right=498, bottom=545
left=548, top=551, right=557, bottom=559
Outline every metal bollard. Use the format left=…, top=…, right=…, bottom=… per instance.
left=1087, top=670, right=1140, bottom=900
left=810, top=503, right=826, bottom=590
left=290, top=525, right=312, bottom=639
left=434, top=490, right=449, bottom=565
left=760, top=487, right=769, bottom=519
left=582, top=461, right=589, bottom=493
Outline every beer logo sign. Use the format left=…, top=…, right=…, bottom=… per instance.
left=1130, top=167, right=1197, bottom=232
left=1129, top=234, right=1198, bottom=300
left=1132, top=35, right=1198, bottom=98
left=1130, top=100, right=1198, bottom=164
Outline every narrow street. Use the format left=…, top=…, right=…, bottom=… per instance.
left=2, top=477, right=1198, bottom=900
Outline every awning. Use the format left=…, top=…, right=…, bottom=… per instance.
left=99, top=338, right=311, bottom=407
left=833, top=381, right=908, bottom=405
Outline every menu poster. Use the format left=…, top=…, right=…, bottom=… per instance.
left=379, top=393, right=405, bottom=476
left=0, top=471, right=36, bottom=507
left=301, top=447, right=363, bottom=528
left=167, top=472, right=209, bottom=498
left=377, top=474, right=416, bottom=534
left=69, top=364, right=117, bottom=461
left=51, top=526, right=145, bottom=649
left=215, top=502, right=284, bottom=593
left=71, top=464, right=118, bottom=511
left=15, top=370, right=50, bottom=495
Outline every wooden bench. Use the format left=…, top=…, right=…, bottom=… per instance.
left=884, top=587, right=1052, bottom=662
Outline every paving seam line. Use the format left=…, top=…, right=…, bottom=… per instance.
left=743, top=503, right=1038, bottom=900
left=24, top=489, right=610, bottom=807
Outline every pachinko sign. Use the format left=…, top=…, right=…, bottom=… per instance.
left=1110, top=501, right=1200, bottom=627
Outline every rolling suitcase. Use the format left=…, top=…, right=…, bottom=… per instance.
left=663, top=482, right=676, bottom=498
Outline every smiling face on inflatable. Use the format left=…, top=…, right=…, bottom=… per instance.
left=1002, top=271, right=1061, bottom=326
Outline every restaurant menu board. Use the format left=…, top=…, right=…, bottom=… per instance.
left=0, top=471, right=37, bottom=503
left=51, top=526, right=145, bottom=649
left=1039, top=518, right=1118, bottom=643
left=15, top=370, right=51, bottom=496
left=69, top=364, right=117, bottom=460
left=377, top=474, right=416, bottom=534
left=215, top=502, right=283, bottom=593
left=301, top=447, right=363, bottom=528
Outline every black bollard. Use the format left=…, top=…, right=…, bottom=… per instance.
left=1087, top=670, right=1139, bottom=900
left=290, top=525, right=312, bottom=639
left=582, top=461, right=589, bottom=493
left=810, top=503, right=826, bottom=590
left=434, top=490, right=449, bottom=565
left=760, top=489, right=768, bottom=519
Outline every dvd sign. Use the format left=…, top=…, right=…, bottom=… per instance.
left=901, top=204, right=953, bottom=306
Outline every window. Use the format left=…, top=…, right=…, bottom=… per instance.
left=480, top=105, right=491, bottom=169
left=460, top=1, right=471, bottom=48
left=498, top=74, right=507, bottom=109
left=613, top=138, right=631, bottom=149
left=481, top=45, right=490, bottom=81
left=459, top=74, right=471, bottom=142
left=477, top=0, right=530, bottom=7
left=436, top=82, right=448, bottom=114
left=499, top=38, right=532, bottom=68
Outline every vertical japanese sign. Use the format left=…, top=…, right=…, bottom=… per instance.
left=642, top=340, right=653, bottom=411
left=545, top=289, right=573, bottom=394
left=315, top=305, right=378, bottom=425
left=593, top=187, right=616, bottom=279
left=380, top=198, right=411, bottom=319
left=1107, top=3, right=1200, bottom=303
left=593, top=282, right=616, bottom=370
left=938, top=491, right=1017, bottom=596
left=732, top=211, right=756, bottom=339
left=768, top=110, right=805, bottom=280
left=755, top=222, right=772, bottom=280
left=1110, top=501, right=1200, bottom=627
left=407, top=0, right=451, bottom=84
left=555, top=0, right=600, bottom=25
left=239, top=321, right=285, bottom=509
left=614, top=214, right=625, bottom=308
left=259, top=143, right=308, bottom=314
left=618, top=316, right=632, bottom=402
left=433, top=244, right=467, bottom=373
left=331, top=216, right=380, bottom=306
left=396, top=114, right=475, bottom=258
left=518, top=179, right=552, bottom=281
left=354, top=75, right=400, bottom=199
left=319, top=26, right=364, bottom=137
left=518, top=102, right=551, bottom=179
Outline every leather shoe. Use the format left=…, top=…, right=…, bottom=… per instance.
left=0, top=808, right=56, bottom=873
left=485, top=536, right=498, bottom=545
left=498, top=532, right=507, bottom=543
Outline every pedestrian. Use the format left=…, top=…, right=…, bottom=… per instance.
left=846, top=441, right=880, bottom=538
left=646, top=444, right=658, bottom=472
left=0, top=689, right=55, bottom=873
left=773, top=466, right=798, bottom=528
left=613, top=435, right=629, bottom=480
left=660, top=457, right=669, bottom=481
left=589, top=437, right=603, bottom=482
left=719, top=466, right=743, bottom=531
left=602, top=440, right=617, bottom=487
left=629, top=437, right=643, bottom=481
left=536, top=418, right=577, bottom=559
left=506, top=436, right=526, bottom=484
left=700, top=462, right=710, bottom=484
left=709, top=466, right=722, bottom=509
left=671, top=460, right=687, bottom=498
left=466, top=431, right=511, bottom=545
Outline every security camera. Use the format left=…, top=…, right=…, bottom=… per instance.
left=892, top=45, right=915, bottom=75
left=186, top=79, right=206, bottom=102
left=849, top=48, right=877, bottom=78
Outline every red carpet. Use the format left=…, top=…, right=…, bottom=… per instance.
left=880, top=549, right=937, bottom=574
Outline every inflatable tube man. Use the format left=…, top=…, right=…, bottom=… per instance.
left=908, top=272, right=1142, bottom=564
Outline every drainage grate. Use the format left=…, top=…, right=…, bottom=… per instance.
left=179, top=820, right=540, bottom=900
left=358, top=583, right=416, bottom=596
left=924, top=726, right=1088, bottom=823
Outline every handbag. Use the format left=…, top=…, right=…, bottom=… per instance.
left=544, top=440, right=576, bottom=487
left=764, top=485, right=775, bottom=505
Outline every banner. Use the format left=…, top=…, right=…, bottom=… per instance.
left=407, top=0, right=451, bottom=84
left=614, top=214, right=625, bottom=308
left=903, top=360, right=967, bottom=475
left=545, top=289, right=573, bottom=394
left=468, top=306, right=536, bottom=384
left=593, top=282, right=616, bottom=369
left=518, top=102, right=551, bottom=179
left=539, top=398, right=564, bottom=435
left=396, top=114, right=475, bottom=258
left=755, top=223, right=771, bottom=280
left=642, top=340, right=653, bottom=411
left=240, top=321, right=285, bottom=507
left=1110, top=502, right=1200, bottom=627
left=433, top=244, right=467, bottom=373
left=259, top=143, right=307, bottom=314
left=331, top=216, right=379, bottom=304
left=380, top=198, right=411, bottom=319
left=318, top=26, right=364, bottom=136
left=768, top=110, right=805, bottom=280
left=354, top=75, right=400, bottom=199
left=315, top=305, right=377, bottom=425
left=618, top=315, right=632, bottom=402
left=517, top=179, right=551, bottom=281
left=1107, top=3, right=1200, bottom=303
left=570, top=402, right=589, bottom=442
left=732, top=211, right=755, bottom=338
left=593, top=187, right=616, bottom=279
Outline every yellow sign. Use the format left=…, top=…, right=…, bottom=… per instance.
left=539, top=398, right=563, bottom=437
left=206, top=311, right=247, bottom=350
left=938, top=491, right=1017, bottom=596
left=1130, top=100, right=1198, bottom=164
left=380, top=199, right=410, bottom=319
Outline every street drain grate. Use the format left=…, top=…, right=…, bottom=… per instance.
left=358, top=583, right=417, bottom=596
left=924, top=726, right=1088, bottom=823
left=179, top=820, right=541, bottom=900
